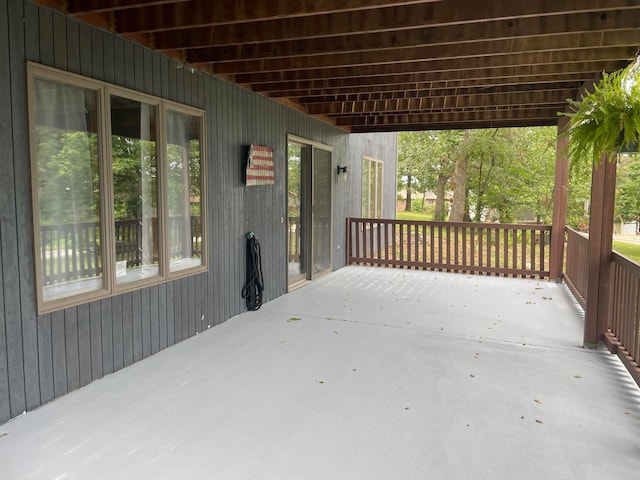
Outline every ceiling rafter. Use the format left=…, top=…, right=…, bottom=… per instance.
left=151, top=8, right=640, bottom=50
left=35, top=0, right=640, bottom=132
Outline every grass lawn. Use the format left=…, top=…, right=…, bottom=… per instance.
left=395, top=211, right=433, bottom=221
left=612, top=241, right=640, bottom=262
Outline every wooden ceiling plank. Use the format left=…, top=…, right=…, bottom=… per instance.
left=204, top=33, right=638, bottom=74
left=247, top=58, right=626, bottom=95
left=175, top=12, right=640, bottom=62
left=298, top=84, right=581, bottom=104
left=336, top=106, right=563, bottom=126
left=151, top=7, right=640, bottom=49
left=104, top=0, right=640, bottom=37
left=241, top=60, right=621, bottom=86
left=67, top=0, right=188, bottom=14
left=306, top=90, right=574, bottom=115
left=107, top=0, right=442, bottom=33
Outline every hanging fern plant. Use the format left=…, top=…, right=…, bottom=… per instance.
left=561, top=58, right=640, bottom=166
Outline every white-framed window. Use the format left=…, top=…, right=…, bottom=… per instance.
left=362, top=157, right=383, bottom=218
left=27, top=63, right=206, bottom=314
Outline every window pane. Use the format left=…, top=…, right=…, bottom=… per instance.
left=33, top=78, right=103, bottom=300
left=362, top=159, right=370, bottom=218
left=166, top=110, right=203, bottom=272
left=110, top=95, right=160, bottom=284
left=375, top=161, right=384, bottom=217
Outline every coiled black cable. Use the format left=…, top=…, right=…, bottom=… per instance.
left=241, top=232, right=264, bottom=311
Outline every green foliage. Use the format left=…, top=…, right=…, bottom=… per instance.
left=461, top=127, right=557, bottom=223
left=616, top=154, right=640, bottom=224
left=37, top=128, right=100, bottom=225
left=565, top=156, right=592, bottom=230
left=398, top=127, right=565, bottom=224
left=562, top=60, right=640, bottom=166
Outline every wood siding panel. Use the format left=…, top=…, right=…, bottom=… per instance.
left=0, top=0, right=11, bottom=423
left=77, top=303, right=92, bottom=388
left=150, top=285, right=160, bottom=354
left=131, top=290, right=142, bottom=363
left=2, top=0, right=26, bottom=420
left=89, top=301, right=103, bottom=380
left=141, top=287, right=151, bottom=359
left=64, top=307, right=80, bottom=393
left=0, top=0, right=397, bottom=424
left=111, top=295, right=124, bottom=372
left=100, top=298, right=114, bottom=375
left=36, top=314, right=54, bottom=405
left=10, top=0, right=40, bottom=412
left=51, top=309, right=67, bottom=398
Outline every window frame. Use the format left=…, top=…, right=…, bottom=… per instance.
left=27, top=63, right=207, bottom=314
left=362, top=156, right=384, bottom=219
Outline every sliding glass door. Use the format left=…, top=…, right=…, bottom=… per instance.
left=287, top=138, right=332, bottom=289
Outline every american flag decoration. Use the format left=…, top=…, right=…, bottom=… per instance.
left=246, top=144, right=275, bottom=186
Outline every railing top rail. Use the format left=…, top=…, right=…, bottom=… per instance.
left=348, top=217, right=552, bottom=231
left=612, top=251, right=640, bottom=276
left=564, top=226, right=589, bottom=239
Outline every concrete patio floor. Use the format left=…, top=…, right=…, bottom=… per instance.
left=1, top=266, right=640, bottom=479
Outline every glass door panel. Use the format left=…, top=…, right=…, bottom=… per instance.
left=312, top=148, right=332, bottom=277
left=287, top=142, right=310, bottom=286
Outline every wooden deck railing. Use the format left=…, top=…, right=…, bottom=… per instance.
left=40, top=222, right=102, bottom=285
left=563, top=227, right=589, bottom=309
left=346, top=218, right=552, bottom=278
left=555, top=226, right=640, bottom=386
left=603, top=252, right=640, bottom=386
left=40, top=216, right=202, bottom=285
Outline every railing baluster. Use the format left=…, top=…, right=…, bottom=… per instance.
left=478, top=226, right=484, bottom=272
left=454, top=226, right=459, bottom=272
left=470, top=227, right=475, bottom=270
left=429, top=223, right=435, bottom=266
left=414, top=223, right=419, bottom=269
left=461, top=226, right=466, bottom=272
left=444, top=225, right=451, bottom=272
left=437, top=224, right=443, bottom=271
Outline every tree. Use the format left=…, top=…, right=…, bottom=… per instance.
left=397, top=131, right=435, bottom=211
left=397, top=130, right=461, bottom=216
left=449, top=130, right=469, bottom=222
left=398, top=126, right=592, bottom=226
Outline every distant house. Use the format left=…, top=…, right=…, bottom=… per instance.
left=396, top=190, right=452, bottom=212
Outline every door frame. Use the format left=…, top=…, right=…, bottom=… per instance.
left=286, top=135, right=334, bottom=291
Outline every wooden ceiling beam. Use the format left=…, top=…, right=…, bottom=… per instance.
left=298, top=84, right=580, bottom=105
left=103, top=0, right=640, bottom=35
left=305, top=90, right=573, bottom=115
left=152, top=8, right=640, bottom=50
left=241, top=60, right=620, bottom=87
left=336, top=106, right=563, bottom=128
left=67, top=0, right=187, bottom=14
left=106, top=0, right=442, bottom=33
left=177, top=12, right=640, bottom=62
left=205, top=36, right=636, bottom=75
left=350, top=117, right=559, bottom=132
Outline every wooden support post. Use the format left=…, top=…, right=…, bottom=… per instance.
left=549, top=117, right=570, bottom=281
left=583, top=154, right=617, bottom=348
